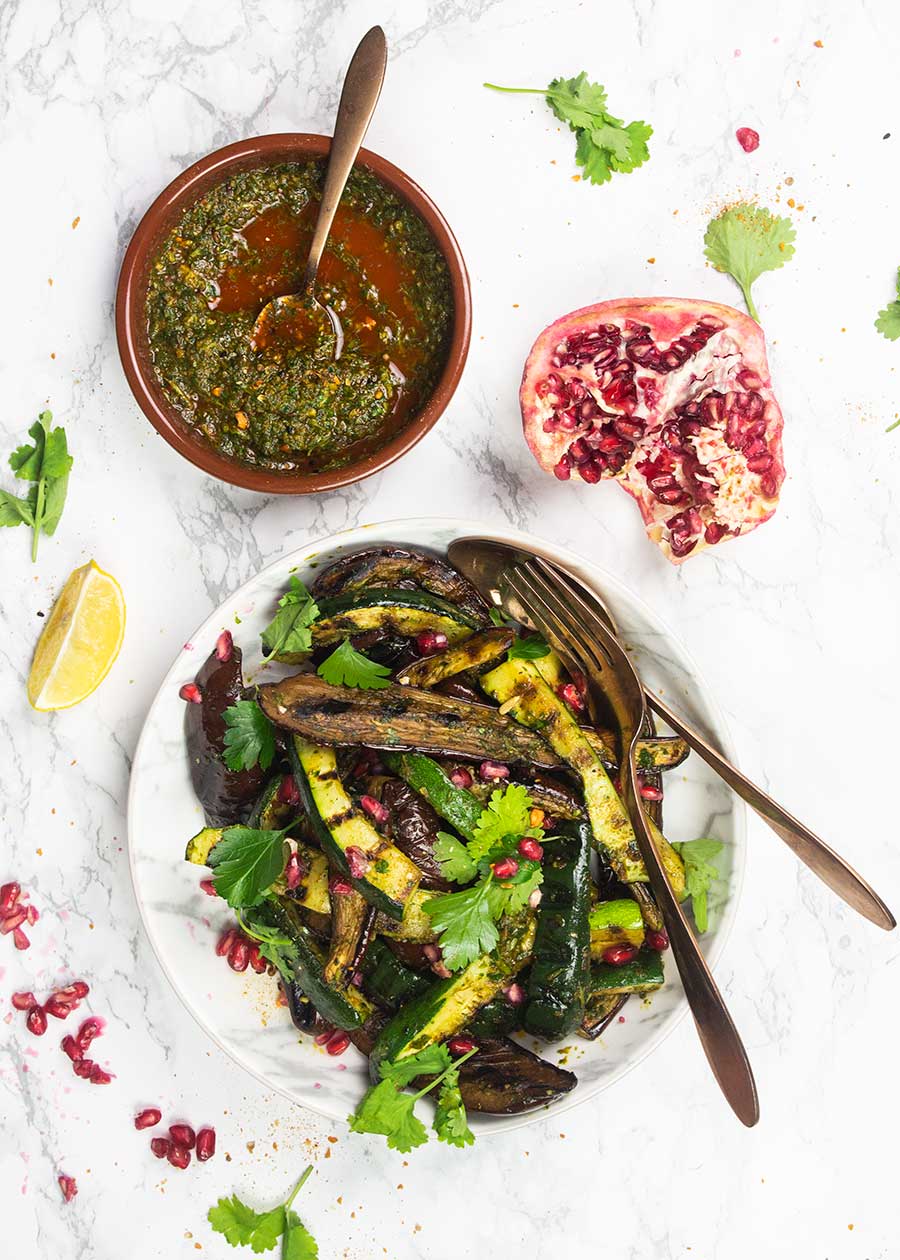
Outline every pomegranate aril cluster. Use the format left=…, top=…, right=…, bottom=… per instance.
left=60, top=1015, right=112, bottom=1084
left=314, top=1022, right=351, bottom=1056
left=13, top=980, right=90, bottom=1040
left=138, top=1108, right=216, bottom=1169
left=216, top=925, right=268, bottom=974
left=0, top=881, right=38, bottom=950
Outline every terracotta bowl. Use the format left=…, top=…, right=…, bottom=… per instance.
left=115, top=134, right=472, bottom=494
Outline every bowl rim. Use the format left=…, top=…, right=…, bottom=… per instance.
left=114, top=133, right=472, bottom=494
left=126, top=516, right=747, bottom=1135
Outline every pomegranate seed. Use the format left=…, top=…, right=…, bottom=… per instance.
left=360, top=795, right=390, bottom=826
left=284, top=854, right=303, bottom=891
left=760, top=473, right=778, bottom=498
left=215, top=929, right=238, bottom=957
left=314, top=1026, right=335, bottom=1046
left=747, top=452, right=773, bottom=474
left=517, top=837, right=544, bottom=862
left=556, top=682, right=585, bottom=712
left=647, top=929, right=670, bottom=951
left=0, top=882, right=21, bottom=914
left=196, top=1128, right=216, bottom=1161
left=26, top=1007, right=48, bottom=1036
left=45, top=995, right=76, bottom=1020
left=150, top=1137, right=170, bottom=1159
left=602, top=945, right=638, bottom=966
left=579, top=460, right=604, bottom=484
left=215, top=630, right=234, bottom=661
left=278, top=774, right=301, bottom=806
left=248, top=943, right=267, bottom=974
left=75, top=1018, right=103, bottom=1052
left=167, top=1144, right=191, bottom=1170
left=60, top=1035, right=82, bottom=1062
left=492, top=857, right=519, bottom=880
left=179, top=682, right=202, bottom=704
left=639, top=782, right=663, bottom=801
left=11, top=991, right=36, bottom=1010
left=328, top=876, right=353, bottom=896
left=169, top=1124, right=196, bottom=1149
left=449, top=767, right=473, bottom=789
left=326, top=1031, right=350, bottom=1056
left=60, top=981, right=90, bottom=1001
left=58, top=1174, right=78, bottom=1203
left=134, top=1108, right=162, bottom=1130
left=72, top=1058, right=95, bottom=1079
left=479, top=760, right=509, bottom=781
left=503, top=982, right=526, bottom=1005
left=200, top=878, right=218, bottom=897
left=735, top=126, right=760, bottom=153
left=553, top=455, right=572, bottom=481
left=227, top=939, right=250, bottom=972
left=344, top=846, right=370, bottom=879
left=89, top=1064, right=113, bottom=1085
left=0, top=908, right=27, bottom=934
left=25, top=904, right=39, bottom=926
left=416, top=630, right=449, bottom=655
left=422, top=944, right=441, bottom=963
left=528, top=888, right=543, bottom=909
left=704, top=521, right=727, bottom=545
left=447, top=1036, right=476, bottom=1056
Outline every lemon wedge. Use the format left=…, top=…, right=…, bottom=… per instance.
left=28, top=561, right=125, bottom=711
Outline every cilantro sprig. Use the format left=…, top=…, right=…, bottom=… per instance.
left=1, top=410, right=73, bottom=560
left=348, top=1044, right=476, bottom=1152
left=208, top=1165, right=318, bottom=1256
left=703, top=204, right=796, bottom=322
left=316, top=639, right=391, bottom=690
left=485, top=72, right=652, bottom=186
left=875, top=267, right=900, bottom=345
left=208, top=824, right=291, bottom=909
left=507, top=634, right=551, bottom=661
left=672, top=837, right=725, bottom=933
left=261, top=576, right=319, bottom=660
left=222, top=700, right=277, bottom=771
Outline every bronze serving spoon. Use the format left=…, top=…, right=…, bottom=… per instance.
left=251, top=26, right=388, bottom=355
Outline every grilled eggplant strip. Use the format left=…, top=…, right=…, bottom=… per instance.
left=380, top=778, right=454, bottom=891
left=258, top=673, right=563, bottom=768
left=324, top=886, right=369, bottom=989
left=310, top=545, right=489, bottom=622
left=395, top=628, right=515, bottom=689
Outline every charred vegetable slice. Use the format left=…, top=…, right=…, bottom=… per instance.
left=444, top=1037, right=576, bottom=1114
left=360, top=938, right=431, bottom=1011
left=579, top=993, right=628, bottom=1041
left=289, top=739, right=420, bottom=919
left=291, top=841, right=331, bottom=915
left=185, top=826, right=222, bottom=865
left=325, top=886, right=369, bottom=988
left=523, top=821, right=592, bottom=1040
left=311, top=588, right=480, bottom=648
left=589, top=949, right=664, bottom=995
left=259, top=674, right=562, bottom=768
left=395, top=628, right=515, bottom=688
left=382, top=751, right=484, bottom=843
left=380, top=778, right=453, bottom=891
left=375, top=889, right=437, bottom=943
left=589, top=899, right=646, bottom=957
left=311, top=546, right=488, bottom=622
left=466, top=995, right=522, bottom=1038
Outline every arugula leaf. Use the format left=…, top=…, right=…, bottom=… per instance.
left=433, top=1078, right=475, bottom=1148
left=434, top=832, right=478, bottom=884
left=703, top=204, right=796, bottom=322
left=469, top=785, right=535, bottom=863
left=507, top=634, right=551, bottom=661
left=208, top=1197, right=285, bottom=1252
left=316, top=639, right=391, bottom=690
left=875, top=268, right=900, bottom=343
left=348, top=1078, right=429, bottom=1152
left=672, top=837, right=725, bottom=932
left=208, top=825, right=290, bottom=908
left=422, top=880, right=499, bottom=971
left=485, top=73, right=651, bottom=187
left=2, top=410, right=72, bottom=559
left=380, top=1044, right=453, bottom=1087
left=222, top=700, right=276, bottom=772
left=261, top=577, right=319, bottom=659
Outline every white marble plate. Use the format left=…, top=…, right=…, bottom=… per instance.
left=128, top=517, right=745, bottom=1134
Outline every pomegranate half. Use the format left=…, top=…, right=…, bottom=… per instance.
left=520, top=298, right=785, bottom=562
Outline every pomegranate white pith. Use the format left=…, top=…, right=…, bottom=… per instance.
left=520, top=298, right=785, bottom=562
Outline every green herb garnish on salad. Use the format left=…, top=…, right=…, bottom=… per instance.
left=672, top=837, right=725, bottom=932
left=703, top=204, right=796, bottom=322
left=348, top=1044, right=477, bottom=1152
left=875, top=267, right=900, bottom=344
left=1, top=410, right=73, bottom=560
left=222, top=699, right=277, bottom=771
left=207, top=824, right=290, bottom=909
left=208, top=1165, right=318, bottom=1256
left=316, top=639, right=392, bottom=689
left=260, top=576, right=319, bottom=658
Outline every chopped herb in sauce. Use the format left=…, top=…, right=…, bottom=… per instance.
left=145, top=161, right=453, bottom=472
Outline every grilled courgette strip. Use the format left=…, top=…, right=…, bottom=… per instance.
left=395, top=628, right=515, bottom=688
left=311, top=588, right=481, bottom=648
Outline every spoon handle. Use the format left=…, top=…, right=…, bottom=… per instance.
left=304, top=26, right=388, bottom=288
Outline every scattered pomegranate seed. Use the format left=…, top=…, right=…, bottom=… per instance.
left=517, top=837, right=544, bottom=862
left=25, top=904, right=39, bottom=926
left=278, top=774, right=301, bottom=807
left=89, top=1064, right=113, bottom=1085
left=227, top=939, right=250, bottom=972
left=0, top=908, right=27, bottom=934
left=60, top=981, right=89, bottom=1001
left=169, top=1123, right=196, bottom=1149
left=200, top=878, right=218, bottom=897
left=449, top=767, right=473, bottom=789
left=556, top=682, right=585, bottom=712
left=503, top=982, right=526, bottom=1005
left=314, top=1027, right=335, bottom=1046
left=248, top=943, right=267, bottom=974
left=13, top=928, right=31, bottom=950
left=72, top=1058, right=95, bottom=1079
left=75, top=1018, right=103, bottom=1053
left=638, top=781, right=663, bottom=801
left=60, top=1035, right=81, bottom=1062
left=45, top=996, right=75, bottom=1021
left=479, top=760, right=509, bottom=781
left=602, top=945, right=638, bottom=966
left=415, top=630, right=449, bottom=655
left=167, top=1143, right=191, bottom=1170
left=326, top=1031, right=350, bottom=1056
left=134, top=1108, right=162, bottom=1130
left=360, top=795, right=390, bottom=826
left=528, top=888, right=543, bottom=909
left=735, top=126, right=760, bottom=152
left=328, top=876, right=353, bottom=896
left=58, top=1174, right=78, bottom=1203
left=215, top=929, right=238, bottom=957
left=492, top=857, right=519, bottom=880
left=647, top=929, right=670, bottom=951
left=150, top=1137, right=170, bottom=1159
left=179, top=682, right=202, bottom=704
left=284, top=853, right=304, bottom=891
left=344, top=846, right=370, bottom=879
left=26, top=1007, right=48, bottom=1036
left=447, top=1036, right=476, bottom=1056
left=196, top=1127, right=216, bottom=1162
left=11, top=991, right=36, bottom=1010
left=215, top=630, right=234, bottom=661
left=0, top=882, right=21, bottom=914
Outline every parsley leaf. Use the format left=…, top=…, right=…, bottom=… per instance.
left=485, top=73, right=652, bottom=186
left=238, top=912, right=297, bottom=979
left=469, top=785, right=534, bottom=863
left=208, top=1167, right=317, bottom=1255
left=283, top=1210, right=318, bottom=1260
left=208, top=825, right=290, bottom=908
left=0, top=488, right=36, bottom=528
left=875, top=268, right=900, bottom=343
left=381, top=1044, right=453, bottom=1087
left=422, top=880, right=499, bottom=971
left=434, top=831, right=478, bottom=884
left=348, top=1078, right=429, bottom=1152
left=507, top=634, right=551, bottom=661
left=672, top=837, right=725, bottom=932
left=433, top=1078, right=475, bottom=1148
left=261, top=577, right=319, bottom=660
left=222, top=700, right=276, bottom=772
left=348, top=1047, right=478, bottom=1153
left=703, top=203, right=796, bottom=322
left=316, top=639, right=392, bottom=690
left=2, top=410, right=73, bottom=560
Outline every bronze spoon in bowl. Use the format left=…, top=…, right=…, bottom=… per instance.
left=251, top=26, right=388, bottom=355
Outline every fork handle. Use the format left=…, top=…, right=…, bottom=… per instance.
left=647, top=691, right=895, bottom=930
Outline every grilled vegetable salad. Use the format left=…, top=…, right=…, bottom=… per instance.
left=182, top=543, right=712, bottom=1150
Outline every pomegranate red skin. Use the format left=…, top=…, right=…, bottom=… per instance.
left=520, top=298, right=786, bottom=563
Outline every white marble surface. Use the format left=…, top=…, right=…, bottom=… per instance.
left=1, top=1, right=899, bottom=1257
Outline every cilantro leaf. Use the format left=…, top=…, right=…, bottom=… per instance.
left=486, top=864, right=543, bottom=916
left=875, top=268, right=900, bottom=342
left=469, top=785, right=534, bottom=863
left=507, top=634, right=551, bottom=661
left=208, top=825, right=289, bottom=908
left=208, top=1197, right=285, bottom=1252
left=672, top=837, right=725, bottom=932
left=239, top=911, right=297, bottom=978
left=545, top=72, right=608, bottom=128
left=489, top=607, right=512, bottom=627
left=222, top=700, right=276, bottom=772
left=0, top=488, right=36, bottom=528
left=348, top=1078, right=429, bottom=1152
left=703, top=203, right=796, bottom=322
left=2, top=410, right=72, bottom=559
left=433, top=1078, right=475, bottom=1148
left=380, top=1044, right=453, bottom=1087
left=316, top=639, right=391, bottom=690
left=422, top=880, right=498, bottom=971
left=434, top=831, right=478, bottom=884
left=261, top=577, right=319, bottom=660
left=283, top=1210, right=318, bottom=1260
